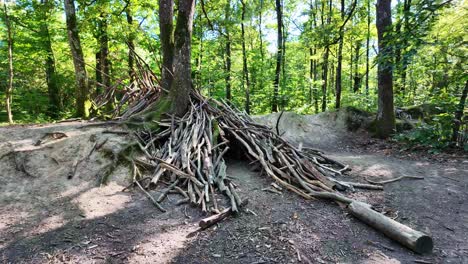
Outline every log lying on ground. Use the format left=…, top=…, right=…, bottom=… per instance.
left=348, top=201, right=433, bottom=254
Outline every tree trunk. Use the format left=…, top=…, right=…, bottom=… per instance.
left=3, top=3, right=13, bottom=123
left=272, top=0, right=283, bottom=112
left=321, top=47, right=329, bottom=112
left=168, top=0, right=196, bottom=116
left=96, top=12, right=111, bottom=102
left=240, top=0, right=250, bottom=114
left=225, top=36, right=232, bottom=101
left=321, top=0, right=332, bottom=112
left=335, top=0, right=345, bottom=109
left=353, top=41, right=362, bottom=93
left=365, top=0, right=371, bottom=96
left=159, top=0, right=174, bottom=92
left=126, top=0, right=136, bottom=83
left=40, top=0, right=61, bottom=118
left=64, top=0, right=90, bottom=118
left=452, top=80, right=468, bottom=144
left=375, top=0, right=395, bottom=138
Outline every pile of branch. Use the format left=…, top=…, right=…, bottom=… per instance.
left=98, top=54, right=433, bottom=254
left=126, top=90, right=359, bottom=214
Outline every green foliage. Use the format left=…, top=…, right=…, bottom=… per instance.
left=0, top=0, right=465, bottom=150
left=394, top=113, right=455, bottom=150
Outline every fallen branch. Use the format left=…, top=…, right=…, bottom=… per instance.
left=366, top=176, right=425, bottom=185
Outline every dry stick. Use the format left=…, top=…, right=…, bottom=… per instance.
left=157, top=179, right=180, bottom=202
left=131, top=162, right=166, bottom=212
left=366, top=176, right=425, bottom=185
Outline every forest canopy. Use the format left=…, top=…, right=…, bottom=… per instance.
left=0, top=0, right=467, bottom=149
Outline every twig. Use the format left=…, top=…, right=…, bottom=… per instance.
left=366, top=176, right=424, bottom=185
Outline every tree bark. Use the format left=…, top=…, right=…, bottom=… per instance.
left=3, top=3, right=13, bottom=123
left=375, top=0, right=395, bottom=138
left=452, top=80, right=468, bottom=144
left=159, top=0, right=174, bottom=92
left=64, top=0, right=90, bottom=118
left=272, top=0, right=283, bottom=112
left=240, top=0, right=250, bottom=114
left=167, top=0, right=196, bottom=116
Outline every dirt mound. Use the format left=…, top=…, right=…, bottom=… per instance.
left=254, top=107, right=374, bottom=149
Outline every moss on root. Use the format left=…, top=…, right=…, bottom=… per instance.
left=126, top=95, right=172, bottom=131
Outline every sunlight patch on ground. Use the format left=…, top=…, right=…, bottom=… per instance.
left=127, top=225, right=197, bottom=263
left=359, top=251, right=401, bottom=264
left=72, top=182, right=131, bottom=219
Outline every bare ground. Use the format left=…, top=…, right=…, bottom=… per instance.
left=0, top=115, right=466, bottom=264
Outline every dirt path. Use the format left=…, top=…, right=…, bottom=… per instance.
left=0, top=121, right=466, bottom=263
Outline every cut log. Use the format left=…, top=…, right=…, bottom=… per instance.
left=347, top=201, right=433, bottom=254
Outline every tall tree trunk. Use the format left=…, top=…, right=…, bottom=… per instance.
left=126, top=0, right=136, bottom=83
left=40, top=0, right=61, bottom=117
left=224, top=37, right=232, bottom=100
left=258, top=0, right=264, bottom=62
left=321, top=0, right=332, bottom=112
left=96, top=12, right=111, bottom=105
left=64, top=0, right=90, bottom=118
left=353, top=40, right=362, bottom=93
left=159, top=0, right=174, bottom=92
left=168, top=0, right=196, bottom=116
left=365, top=0, right=371, bottom=96
left=375, top=0, right=395, bottom=138
left=240, top=0, right=250, bottom=113
left=452, top=80, right=468, bottom=144
left=3, top=3, right=13, bottom=123
left=335, top=0, right=345, bottom=109
left=272, top=0, right=283, bottom=112
left=196, top=14, right=203, bottom=90
left=400, top=0, right=411, bottom=93
left=321, top=47, right=329, bottom=112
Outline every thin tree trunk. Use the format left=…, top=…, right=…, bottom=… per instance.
left=159, top=0, right=174, bottom=92
left=99, top=13, right=112, bottom=110
left=40, top=0, right=61, bottom=117
left=225, top=37, right=232, bottom=100
left=196, top=14, right=203, bottom=90
left=272, top=0, right=283, bottom=112
left=321, top=0, right=332, bottom=112
left=335, top=0, right=345, bottom=109
left=452, top=80, right=468, bottom=144
left=353, top=41, right=361, bottom=93
left=258, top=0, right=264, bottom=62
left=169, top=0, right=196, bottom=116
left=365, top=0, right=371, bottom=96
left=126, top=0, right=136, bottom=83
left=3, top=3, right=13, bottom=123
left=240, top=0, right=250, bottom=113
left=64, top=0, right=90, bottom=118
left=96, top=12, right=111, bottom=102
left=375, top=0, right=395, bottom=138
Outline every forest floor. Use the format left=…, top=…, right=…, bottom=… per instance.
left=0, top=111, right=466, bottom=264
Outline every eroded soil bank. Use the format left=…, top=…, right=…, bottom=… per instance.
left=0, top=114, right=466, bottom=263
